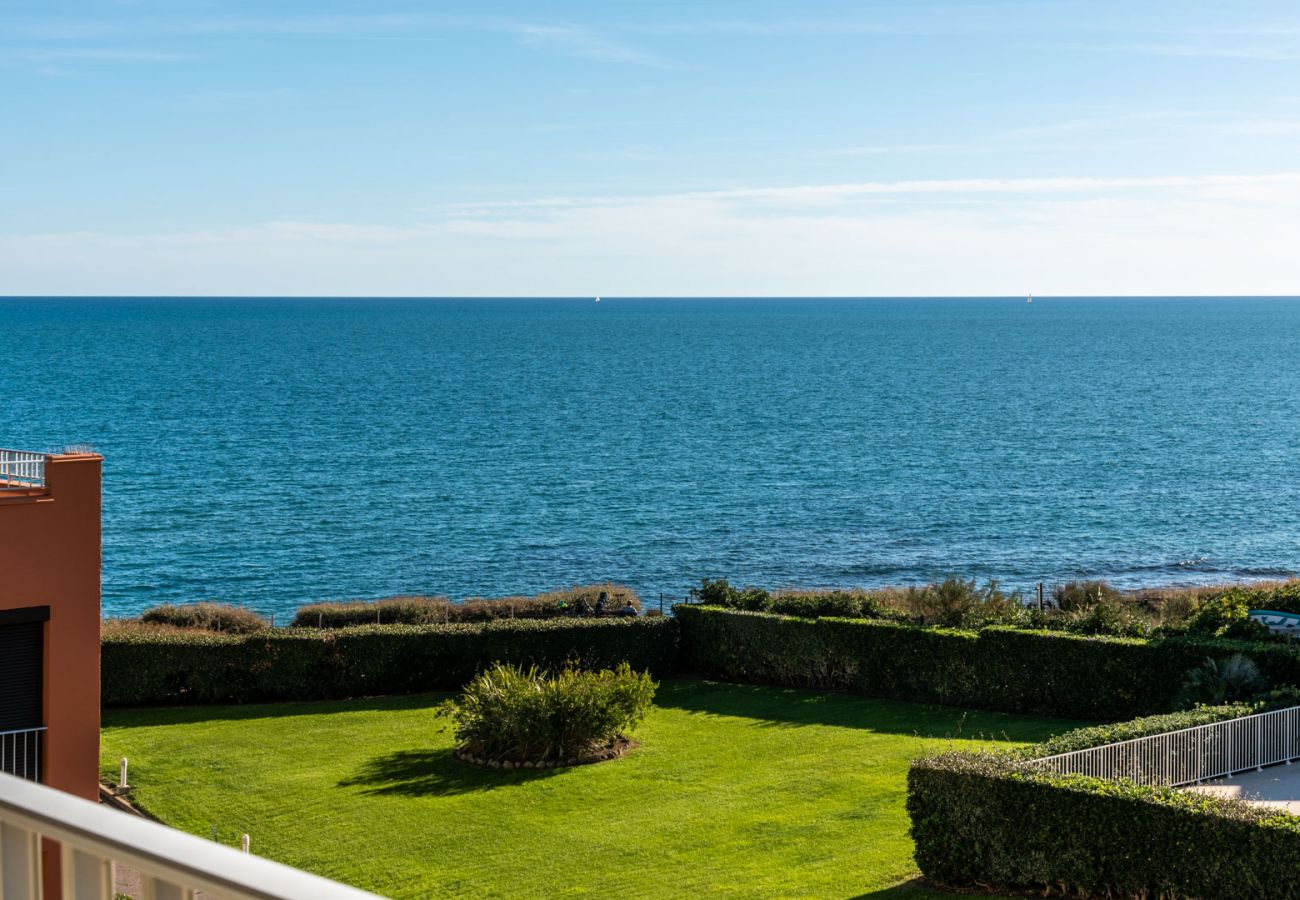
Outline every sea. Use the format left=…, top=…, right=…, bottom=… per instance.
left=4, top=297, right=1300, bottom=620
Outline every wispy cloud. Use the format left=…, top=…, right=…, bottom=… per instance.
left=0, top=47, right=191, bottom=64
left=1105, top=42, right=1300, bottom=61
left=9, top=13, right=679, bottom=68
left=1212, top=119, right=1300, bottom=135
left=809, top=142, right=962, bottom=158
left=513, top=24, right=682, bottom=68
left=8, top=172, right=1300, bottom=296
left=434, top=173, right=1300, bottom=217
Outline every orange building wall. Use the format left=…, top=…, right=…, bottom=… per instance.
left=0, top=452, right=102, bottom=801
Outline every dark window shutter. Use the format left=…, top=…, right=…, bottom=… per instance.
left=0, top=621, right=43, bottom=730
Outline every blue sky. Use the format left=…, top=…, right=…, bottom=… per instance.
left=5, top=0, right=1300, bottom=294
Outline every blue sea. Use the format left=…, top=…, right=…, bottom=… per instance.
left=4, top=297, right=1300, bottom=619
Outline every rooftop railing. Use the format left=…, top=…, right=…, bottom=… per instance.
left=0, top=448, right=46, bottom=489
left=1030, top=704, right=1300, bottom=787
left=0, top=772, right=384, bottom=899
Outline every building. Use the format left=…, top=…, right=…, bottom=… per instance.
left=0, top=447, right=103, bottom=892
left=0, top=448, right=102, bottom=797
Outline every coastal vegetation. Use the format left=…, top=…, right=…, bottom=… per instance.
left=690, top=576, right=1300, bottom=640
left=117, top=584, right=642, bottom=634
left=115, top=576, right=1300, bottom=642
left=291, top=583, right=640, bottom=628
left=100, top=679, right=1071, bottom=898
left=101, top=616, right=676, bottom=706
left=101, top=577, right=1300, bottom=897
left=137, top=602, right=270, bottom=634
left=437, top=663, right=655, bottom=767
left=675, top=604, right=1300, bottom=719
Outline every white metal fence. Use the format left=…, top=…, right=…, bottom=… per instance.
left=0, top=448, right=46, bottom=489
left=1031, top=705, right=1300, bottom=787
left=0, top=772, right=383, bottom=899
left=0, top=726, right=44, bottom=781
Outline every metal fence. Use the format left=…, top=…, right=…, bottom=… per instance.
left=0, top=726, right=45, bottom=781
left=1030, top=705, right=1300, bottom=787
left=0, top=448, right=46, bottom=489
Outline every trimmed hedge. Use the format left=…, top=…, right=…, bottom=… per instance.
left=102, top=617, right=678, bottom=707
left=1031, top=702, right=1262, bottom=757
left=909, top=751, right=1300, bottom=899
left=674, top=605, right=1300, bottom=719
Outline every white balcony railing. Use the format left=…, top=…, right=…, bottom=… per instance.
left=0, top=726, right=44, bottom=781
left=1030, top=705, right=1300, bottom=787
left=0, top=449, right=46, bottom=489
left=0, top=772, right=383, bottom=899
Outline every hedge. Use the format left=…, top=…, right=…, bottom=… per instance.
left=908, top=751, right=1300, bottom=899
left=674, top=605, right=1300, bottom=719
left=102, top=617, right=678, bottom=706
left=1027, top=688, right=1300, bottom=756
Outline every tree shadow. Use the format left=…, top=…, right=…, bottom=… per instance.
left=103, top=692, right=449, bottom=728
left=851, top=876, right=1022, bottom=898
left=338, top=748, right=562, bottom=797
left=652, top=679, right=1078, bottom=743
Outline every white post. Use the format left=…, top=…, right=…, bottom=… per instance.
left=120, top=757, right=129, bottom=790
left=241, top=833, right=250, bottom=854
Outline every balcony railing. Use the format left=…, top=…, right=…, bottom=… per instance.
left=0, top=772, right=383, bottom=899
left=1030, top=704, right=1300, bottom=787
left=0, top=725, right=44, bottom=781
left=0, top=448, right=46, bottom=489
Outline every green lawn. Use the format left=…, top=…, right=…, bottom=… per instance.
left=101, top=679, right=1075, bottom=899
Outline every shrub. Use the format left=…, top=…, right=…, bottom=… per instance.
left=675, top=605, right=1300, bottom=719
left=1188, top=589, right=1256, bottom=636
left=292, top=596, right=452, bottom=627
left=1174, top=654, right=1267, bottom=709
left=1057, top=596, right=1151, bottom=637
left=908, top=751, right=1300, bottom=899
left=138, top=603, right=269, bottom=634
left=437, top=662, right=656, bottom=765
left=899, top=577, right=1027, bottom=628
left=102, top=616, right=677, bottom=706
left=769, top=590, right=873, bottom=619
left=291, top=584, right=640, bottom=628
left=1052, top=579, right=1122, bottom=612
left=690, top=578, right=771, bottom=611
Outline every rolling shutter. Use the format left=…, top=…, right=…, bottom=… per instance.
left=0, top=620, right=43, bottom=731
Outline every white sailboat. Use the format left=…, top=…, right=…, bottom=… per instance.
left=1027, top=294, right=1033, bottom=304
left=595, top=296, right=601, bottom=303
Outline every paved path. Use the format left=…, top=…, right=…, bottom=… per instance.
left=1185, top=764, right=1300, bottom=813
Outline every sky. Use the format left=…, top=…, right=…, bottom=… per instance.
left=4, top=0, right=1300, bottom=296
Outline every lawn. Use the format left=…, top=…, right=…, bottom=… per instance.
left=101, top=678, right=1076, bottom=899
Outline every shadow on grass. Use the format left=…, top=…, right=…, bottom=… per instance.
left=104, top=678, right=1079, bottom=744
left=338, top=748, right=562, bottom=797
left=851, top=876, right=1020, bottom=899
left=653, top=679, right=1077, bottom=742
left=102, top=692, right=450, bottom=729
